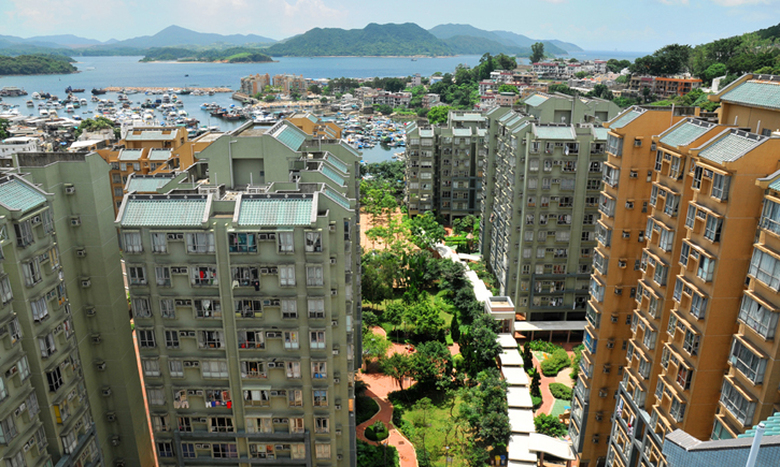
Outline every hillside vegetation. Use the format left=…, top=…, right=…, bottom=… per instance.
left=267, top=23, right=453, bottom=57
left=0, top=54, right=77, bottom=75
left=140, top=47, right=273, bottom=63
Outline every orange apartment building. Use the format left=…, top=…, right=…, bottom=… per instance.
left=570, top=106, right=700, bottom=466
left=96, top=127, right=218, bottom=213
left=586, top=73, right=780, bottom=467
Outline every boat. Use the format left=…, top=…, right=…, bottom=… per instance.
left=91, top=88, right=107, bottom=95
left=65, top=86, right=85, bottom=93
left=26, top=101, right=33, bottom=107
left=0, top=86, right=27, bottom=97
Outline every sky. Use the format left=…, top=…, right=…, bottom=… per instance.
left=1, top=0, right=779, bottom=52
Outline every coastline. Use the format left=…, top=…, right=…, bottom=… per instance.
left=139, top=59, right=278, bottom=64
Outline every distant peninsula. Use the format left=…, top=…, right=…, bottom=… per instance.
left=0, top=54, right=77, bottom=75
left=140, top=47, right=274, bottom=63
left=266, top=23, right=453, bottom=57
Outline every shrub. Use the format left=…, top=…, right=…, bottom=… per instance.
left=549, top=383, right=573, bottom=401
left=540, top=348, right=571, bottom=377
left=356, top=395, right=380, bottom=425
left=365, top=420, right=390, bottom=441
left=357, top=439, right=400, bottom=467
left=532, top=395, right=543, bottom=410
left=526, top=340, right=564, bottom=353
left=534, top=413, right=567, bottom=438
left=570, top=344, right=584, bottom=379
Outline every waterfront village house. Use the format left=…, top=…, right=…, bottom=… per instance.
left=96, top=127, right=218, bottom=214
left=287, top=113, right=343, bottom=141
left=240, top=73, right=272, bottom=96
left=628, top=76, right=703, bottom=100
left=0, top=153, right=156, bottom=467
left=115, top=119, right=362, bottom=467
left=569, top=73, right=780, bottom=467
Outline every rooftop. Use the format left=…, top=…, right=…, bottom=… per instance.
left=237, top=195, right=315, bottom=226
left=533, top=125, right=576, bottom=140
left=698, top=129, right=765, bottom=164
left=118, top=149, right=144, bottom=161
left=0, top=176, right=47, bottom=213
left=659, top=118, right=716, bottom=148
left=720, top=78, right=780, bottom=110
left=119, top=195, right=209, bottom=227
left=523, top=94, right=549, bottom=107
left=608, top=107, right=646, bottom=130
left=148, top=149, right=172, bottom=161
left=271, top=122, right=307, bottom=151
left=592, top=127, right=608, bottom=140
left=125, top=130, right=177, bottom=141
left=126, top=175, right=175, bottom=193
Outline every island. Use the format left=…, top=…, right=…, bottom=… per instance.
left=0, top=54, right=77, bottom=75
left=140, top=47, right=274, bottom=63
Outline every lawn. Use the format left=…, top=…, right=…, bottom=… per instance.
left=391, top=389, right=467, bottom=467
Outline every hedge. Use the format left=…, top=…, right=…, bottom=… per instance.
left=540, top=348, right=571, bottom=376
left=526, top=340, right=564, bottom=353
left=549, top=383, right=573, bottom=401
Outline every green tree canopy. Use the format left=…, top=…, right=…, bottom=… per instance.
left=0, top=119, right=9, bottom=140
left=497, top=84, right=518, bottom=94
left=407, top=211, right=446, bottom=249
left=362, top=329, right=391, bottom=368
left=411, top=340, right=453, bottom=388
left=381, top=352, right=414, bottom=390
left=74, top=116, right=116, bottom=139
left=530, top=42, right=545, bottom=63
left=407, top=299, right=445, bottom=338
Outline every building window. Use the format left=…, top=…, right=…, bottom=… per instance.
left=228, top=232, right=257, bottom=253
left=151, top=232, right=167, bottom=253
left=237, top=330, right=264, bottom=349
left=169, top=360, right=183, bottom=378
left=198, top=330, right=225, bottom=349
left=61, top=430, right=78, bottom=454
left=231, top=266, right=258, bottom=287
left=194, top=299, right=221, bottom=318
left=690, top=293, right=708, bottom=319
left=305, top=231, right=323, bottom=252
left=210, top=417, right=234, bottom=433
left=22, top=258, right=42, bottom=287
left=306, top=265, right=324, bottom=287
left=720, top=379, right=756, bottom=425
left=277, top=231, right=294, bottom=253
left=310, top=330, right=326, bottom=349
left=279, top=264, right=296, bottom=287
left=749, top=248, right=780, bottom=291
left=315, top=417, right=330, bottom=433
left=246, top=417, right=273, bottom=433
left=138, top=329, right=156, bottom=348
left=0, top=415, right=18, bottom=444
left=676, top=365, right=692, bottom=390
left=47, top=367, right=63, bottom=392
left=160, top=298, right=175, bottom=318
left=288, top=389, right=303, bottom=407
left=315, top=443, right=331, bottom=459
left=703, top=215, right=722, bottom=242
left=669, top=398, right=686, bottom=423
left=132, top=297, right=151, bottom=318
left=236, top=299, right=263, bottom=318
left=739, top=294, right=778, bottom=339
left=164, top=330, right=179, bottom=349
left=14, top=220, right=34, bottom=248
left=284, top=331, right=299, bottom=349
left=312, top=361, right=327, bottom=379
left=212, top=444, right=238, bottom=459
left=244, top=389, right=270, bottom=406
left=313, top=389, right=328, bottom=407
left=186, top=232, right=215, bottom=253
left=729, top=338, right=767, bottom=384
left=281, top=299, right=297, bottom=319
left=202, top=360, right=229, bottom=379
left=157, top=442, right=174, bottom=458
left=711, top=173, right=730, bottom=200
left=191, top=266, right=218, bottom=286
left=0, top=277, right=12, bottom=304
left=154, top=265, right=171, bottom=287
left=682, top=329, right=700, bottom=356
left=31, top=297, right=49, bottom=322
left=760, top=198, right=780, bottom=235
left=286, top=361, right=301, bottom=379
left=696, top=256, right=715, bottom=282
left=142, top=359, right=160, bottom=377
left=240, top=361, right=265, bottom=379
left=123, top=231, right=143, bottom=253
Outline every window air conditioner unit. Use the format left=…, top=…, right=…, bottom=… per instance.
left=102, top=387, right=112, bottom=397
left=334, top=378, right=340, bottom=384
left=335, top=404, right=342, bottom=410
left=76, top=248, right=87, bottom=257
left=86, top=307, right=96, bottom=317
left=91, top=334, right=101, bottom=344
left=595, top=412, right=604, bottom=421
left=106, top=412, right=117, bottom=422
left=606, top=340, right=615, bottom=349
left=70, top=216, right=81, bottom=226
left=96, top=361, right=106, bottom=371
left=81, top=278, right=91, bottom=288
left=331, top=320, right=338, bottom=327
left=65, top=184, right=75, bottom=194
left=111, top=436, right=120, bottom=446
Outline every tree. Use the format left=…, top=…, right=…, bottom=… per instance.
left=409, top=398, right=435, bottom=465
left=263, top=94, right=276, bottom=103
left=459, top=313, right=501, bottom=377
left=587, top=84, right=613, bottom=100
left=381, top=352, right=414, bottom=389
left=606, top=58, right=631, bottom=74
left=548, top=84, right=576, bottom=96
left=497, top=84, right=518, bottom=94
left=530, top=42, right=545, bottom=63
left=450, top=312, right=460, bottom=343
left=458, top=369, right=510, bottom=462
left=411, top=341, right=453, bottom=389
left=407, top=211, right=445, bottom=250
left=407, top=300, right=445, bottom=339
left=74, top=116, right=115, bottom=139
left=494, top=53, right=517, bottom=71
left=530, top=368, right=542, bottom=398
left=307, top=84, right=321, bottom=94
left=522, top=345, right=533, bottom=371
left=534, top=414, right=567, bottom=438
left=374, top=104, right=393, bottom=115
left=0, top=119, right=8, bottom=140
left=362, top=329, right=391, bottom=370
left=383, top=302, right=405, bottom=336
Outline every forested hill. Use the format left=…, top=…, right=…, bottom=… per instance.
left=266, top=23, right=453, bottom=57
left=0, top=54, right=77, bottom=75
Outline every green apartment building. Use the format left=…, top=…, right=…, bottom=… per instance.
left=0, top=152, right=155, bottom=467
left=478, top=94, right=620, bottom=332
left=404, top=112, right=488, bottom=223
left=115, top=120, right=362, bottom=467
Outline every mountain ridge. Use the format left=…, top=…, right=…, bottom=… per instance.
left=428, top=23, right=582, bottom=54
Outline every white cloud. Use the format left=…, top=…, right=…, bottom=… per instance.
left=710, top=0, right=770, bottom=5
left=5, top=0, right=133, bottom=37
